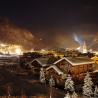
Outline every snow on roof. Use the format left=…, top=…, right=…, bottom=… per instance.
left=29, top=57, right=49, bottom=67
left=46, top=65, right=63, bottom=75
left=91, top=56, right=98, bottom=60
left=54, top=57, right=94, bottom=66
left=93, top=70, right=98, bottom=73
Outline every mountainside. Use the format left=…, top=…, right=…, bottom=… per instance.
left=0, top=18, right=38, bottom=50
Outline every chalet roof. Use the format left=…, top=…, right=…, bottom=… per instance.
left=29, top=57, right=49, bottom=67
left=54, top=57, right=94, bottom=66
left=91, top=56, right=98, bottom=60
left=29, top=56, right=60, bottom=67
left=46, top=65, right=63, bottom=75
left=93, top=70, right=98, bottom=73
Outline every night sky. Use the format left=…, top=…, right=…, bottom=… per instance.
left=0, top=0, right=98, bottom=50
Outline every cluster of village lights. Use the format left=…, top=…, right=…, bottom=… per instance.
left=0, top=43, right=23, bottom=55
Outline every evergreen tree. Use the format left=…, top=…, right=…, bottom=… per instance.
left=94, top=85, right=98, bottom=97
left=40, top=68, right=46, bottom=84
left=83, top=72, right=93, bottom=97
left=64, top=92, right=71, bottom=98
left=7, top=86, right=12, bottom=96
left=71, top=91, right=78, bottom=98
left=49, top=75, right=55, bottom=87
left=64, top=74, right=74, bottom=92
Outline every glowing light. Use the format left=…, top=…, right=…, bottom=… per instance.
left=15, top=47, right=23, bottom=55
left=82, top=41, right=87, bottom=53
left=89, top=49, right=93, bottom=53
left=40, top=38, right=42, bottom=41
left=41, top=49, right=45, bottom=51
left=73, top=33, right=83, bottom=45
left=0, top=44, right=8, bottom=47
left=30, top=48, right=34, bottom=52
left=40, top=49, right=46, bottom=54
left=0, top=43, right=23, bottom=55
left=77, top=47, right=81, bottom=50
left=54, top=53, right=58, bottom=57
left=93, top=51, right=98, bottom=55
left=77, top=41, right=88, bottom=53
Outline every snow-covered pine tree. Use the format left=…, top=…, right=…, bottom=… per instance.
left=40, top=68, right=46, bottom=84
left=64, top=92, right=71, bottom=98
left=49, top=75, right=55, bottom=87
left=71, top=91, right=78, bottom=98
left=94, top=85, right=98, bottom=97
left=64, top=74, right=74, bottom=92
left=83, top=72, right=93, bottom=97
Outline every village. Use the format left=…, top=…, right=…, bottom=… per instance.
left=0, top=42, right=98, bottom=98
left=0, top=0, right=98, bottom=98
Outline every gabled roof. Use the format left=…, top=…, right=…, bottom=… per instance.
left=46, top=65, right=63, bottom=75
left=29, top=57, right=49, bottom=67
left=54, top=57, right=94, bottom=66
left=91, top=56, right=98, bottom=60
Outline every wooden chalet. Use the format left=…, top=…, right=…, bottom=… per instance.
left=28, top=57, right=50, bottom=75
left=46, top=57, right=95, bottom=85
left=46, top=65, right=64, bottom=85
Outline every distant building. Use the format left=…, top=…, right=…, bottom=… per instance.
left=77, top=41, right=88, bottom=54
left=82, top=41, right=88, bottom=53
left=64, top=50, right=79, bottom=57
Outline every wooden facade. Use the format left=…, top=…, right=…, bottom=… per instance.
left=56, top=58, right=94, bottom=77
left=30, top=60, right=42, bottom=75
left=29, top=58, right=49, bottom=76
left=46, top=68, right=64, bottom=85
left=46, top=57, right=95, bottom=85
